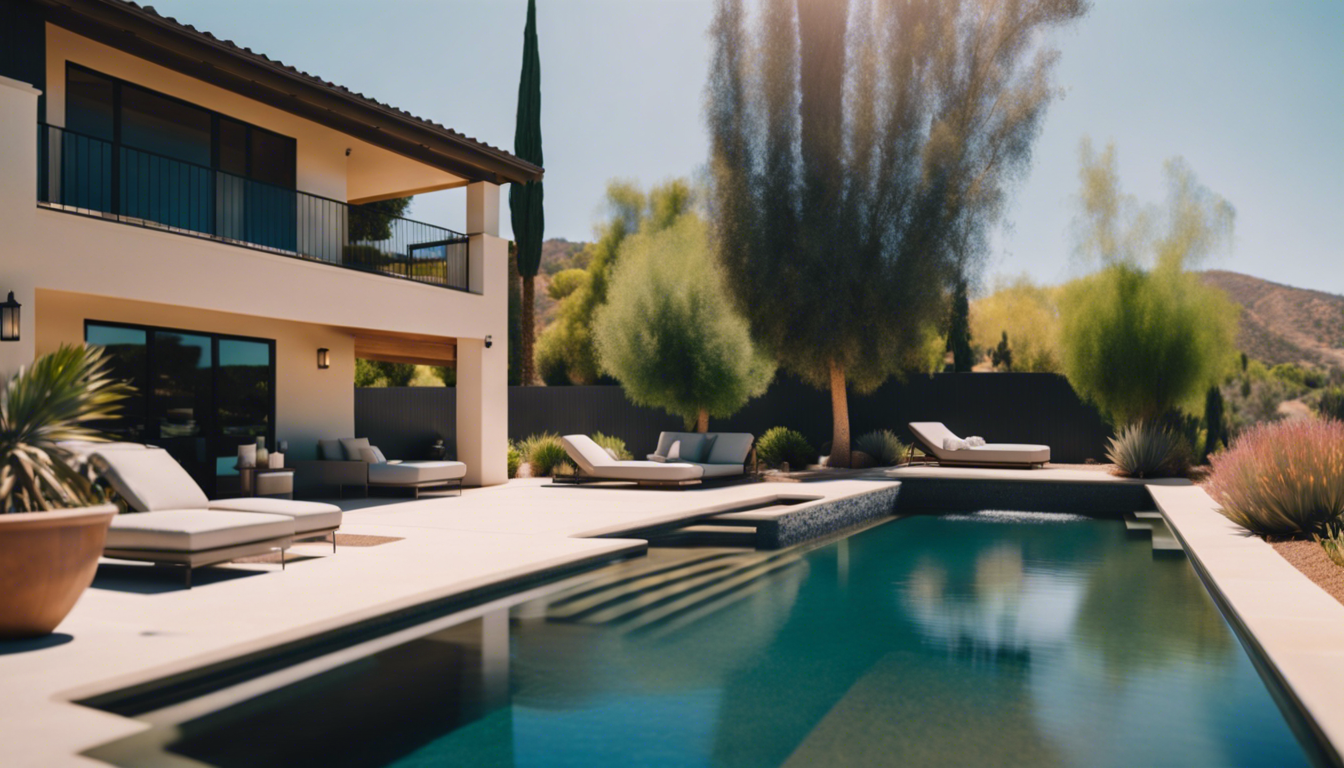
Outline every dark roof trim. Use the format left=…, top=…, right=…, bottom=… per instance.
left=35, top=0, right=543, bottom=185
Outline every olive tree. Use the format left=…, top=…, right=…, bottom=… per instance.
left=707, top=0, right=1087, bottom=465
left=595, top=212, right=774, bottom=431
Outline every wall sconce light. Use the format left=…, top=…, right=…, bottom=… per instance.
left=484, top=335, right=493, bottom=349
left=317, top=348, right=330, bottom=369
left=1, top=292, right=20, bottom=342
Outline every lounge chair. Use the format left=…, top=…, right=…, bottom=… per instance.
left=558, top=432, right=755, bottom=487
left=295, top=438, right=465, bottom=498
left=907, top=422, right=1050, bottom=469
left=87, top=447, right=344, bottom=586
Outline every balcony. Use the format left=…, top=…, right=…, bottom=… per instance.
left=36, top=124, right=472, bottom=292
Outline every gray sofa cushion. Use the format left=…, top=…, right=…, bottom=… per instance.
left=319, top=439, right=343, bottom=461
left=208, top=498, right=343, bottom=533
left=686, top=462, right=745, bottom=479
left=106, top=510, right=294, bottom=552
left=369, top=461, right=466, bottom=485
left=706, top=433, right=754, bottom=465
left=93, top=448, right=210, bottom=512
left=340, top=437, right=372, bottom=460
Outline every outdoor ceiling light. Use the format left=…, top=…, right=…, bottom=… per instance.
left=317, top=348, right=330, bottom=369
left=1, top=292, right=20, bottom=342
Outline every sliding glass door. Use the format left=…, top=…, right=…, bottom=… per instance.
left=86, top=321, right=275, bottom=495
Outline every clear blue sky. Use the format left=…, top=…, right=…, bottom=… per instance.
left=151, top=0, right=1344, bottom=294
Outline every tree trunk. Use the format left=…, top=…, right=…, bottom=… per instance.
left=521, top=274, right=536, bottom=385
left=696, top=409, right=709, bottom=433
left=829, top=359, right=851, bottom=468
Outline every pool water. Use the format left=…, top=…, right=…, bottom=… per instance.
left=163, top=513, right=1318, bottom=767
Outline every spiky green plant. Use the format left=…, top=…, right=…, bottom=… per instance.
left=1, top=345, right=133, bottom=513
left=1209, top=419, right=1344, bottom=537
left=592, top=432, right=631, bottom=461
left=756, top=427, right=817, bottom=471
left=507, top=442, right=522, bottom=479
left=1315, top=525, right=1344, bottom=568
left=1105, top=421, right=1192, bottom=479
left=518, top=432, right=574, bottom=477
left=854, top=430, right=908, bottom=467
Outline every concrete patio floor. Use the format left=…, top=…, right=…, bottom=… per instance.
left=0, top=476, right=896, bottom=768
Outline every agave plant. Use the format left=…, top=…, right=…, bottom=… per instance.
left=0, top=345, right=133, bottom=513
left=854, top=430, right=909, bottom=467
left=1105, top=421, right=1192, bottom=479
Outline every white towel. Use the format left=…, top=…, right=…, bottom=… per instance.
left=966, top=436, right=986, bottom=448
left=942, top=437, right=970, bottom=451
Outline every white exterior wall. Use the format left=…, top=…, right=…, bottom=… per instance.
left=0, top=72, right=510, bottom=485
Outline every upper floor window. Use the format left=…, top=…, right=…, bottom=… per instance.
left=64, top=63, right=296, bottom=189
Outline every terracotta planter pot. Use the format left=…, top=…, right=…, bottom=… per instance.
left=0, top=504, right=117, bottom=639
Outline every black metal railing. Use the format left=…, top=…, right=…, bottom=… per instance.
left=37, top=123, right=472, bottom=291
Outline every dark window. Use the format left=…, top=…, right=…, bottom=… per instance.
left=217, top=118, right=249, bottom=177
left=120, top=84, right=213, bottom=166
left=86, top=321, right=275, bottom=496
left=65, top=67, right=114, bottom=141
left=249, top=128, right=296, bottom=188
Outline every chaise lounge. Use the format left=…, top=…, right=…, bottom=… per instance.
left=87, top=446, right=345, bottom=586
left=558, top=432, right=755, bottom=487
left=907, top=422, right=1050, bottom=469
left=296, top=438, right=466, bottom=498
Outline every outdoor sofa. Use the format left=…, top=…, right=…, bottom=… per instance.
left=907, top=422, right=1050, bottom=469
left=76, top=444, right=344, bottom=587
left=558, top=431, right=756, bottom=487
left=294, top=438, right=466, bottom=498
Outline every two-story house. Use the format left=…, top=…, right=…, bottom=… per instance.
left=0, top=0, right=540, bottom=489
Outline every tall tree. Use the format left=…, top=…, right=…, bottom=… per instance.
left=707, top=0, right=1086, bottom=465
left=510, top=0, right=544, bottom=384
left=507, top=241, right=523, bottom=386
left=946, top=278, right=973, bottom=372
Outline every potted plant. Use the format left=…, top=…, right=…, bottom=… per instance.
left=0, top=345, right=133, bottom=638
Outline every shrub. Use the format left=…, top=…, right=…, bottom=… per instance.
left=592, top=432, right=631, bottom=461
left=970, top=275, right=1062, bottom=373
left=1207, top=420, right=1344, bottom=536
left=518, top=432, right=574, bottom=477
left=1315, top=525, right=1344, bottom=568
left=1319, top=388, right=1344, bottom=421
left=854, top=430, right=908, bottom=467
left=507, top=443, right=521, bottom=479
left=1105, top=421, right=1191, bottom=478
left=1202, top=385, right=1226, bottom=461
left=756, top=427, right=817, bottom=470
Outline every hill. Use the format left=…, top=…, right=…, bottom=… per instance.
left=530, top=238, right=591, bottom=333
left=1202, top=270, right=1344, bottom=370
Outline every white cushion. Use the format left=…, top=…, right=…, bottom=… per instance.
left=562, top=436, right=703, bottom=481
left=93, top=448, right=209, bottom=512
left=369, top=461, right=466, bottom=485
left=208, top=498, right=343, bottom=533
left=562, top=435, right=617, bottom=471
left=106, top=510, right=294, bottom=552
left=705, top=433, right=753, bottom=465
left=667, top=440, right=683, bottom=461
left=358, top=447, right=385, bottom=464
left=340, top=437, right=372, bottom=460
left=318, top=439, right=343, bottom=461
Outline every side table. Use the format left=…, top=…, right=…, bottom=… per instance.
left=236, top=466, right=296, bottom=499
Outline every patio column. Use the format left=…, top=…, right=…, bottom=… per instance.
left=0, top=76, right=41, bottom=377
left=458, top=181, right=508, bottom=486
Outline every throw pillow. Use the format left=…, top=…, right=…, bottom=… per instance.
left=699, top=434, right=719, bottom=463
left=318, top=439, right=342, bottom=461
left=340, top=437, right=371, bottom=460
left=667, top=440, right=682, bottom=461
left=358, top=447, right=386, bottom=464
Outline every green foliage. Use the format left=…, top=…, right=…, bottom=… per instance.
left=946, top=279, right=973, bottom=372
left=1062, top=142, right=1239, bottom=424
left=1202, top=386, right=1226, bottom=461
left=510, top=0, right=543, bottom=279
left=990, top=332, right=1014, bottom=371
left=432, top=365, right=456, bottom=387
left=1105, top=421, right=1192, bottom=479
left=853, top=430, right=907, bottom=467
left=508, top=242, right=522, bottom=386
left=594, top=210, right=774, bottom=429
left=517, top=432, right=573, bottom=477
left=348, top=198, right=412, bottom=243
left=547, top=268, right=590, bottom=301
left=534, top=330, right=572, bottom=386
left=1209, top=420, right=1344, bottom=536
left=1320, top=388, right=1344, bottom=421
left=707, top=0, right=1085, bottom=463
left=507, top=443, right=521, bottom=479
left=355, top=359, right=417, bottom=388
left=1, top=345, right=134, bottom=513
left=592, top=432, right=632, bottom=461
left=970, top=276, right=1062, bottom=373
left=536, top=180, right=694, bottom=384
left=756, top=427, right=817, bottom=470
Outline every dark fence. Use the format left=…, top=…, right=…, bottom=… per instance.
left=356, top=373, right=1112, bottom=464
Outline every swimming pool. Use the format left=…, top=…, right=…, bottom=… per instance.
left=141, top=512, right=1319, bottom=767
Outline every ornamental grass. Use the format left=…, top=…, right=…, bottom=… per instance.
left=1207, top=419, right=1344, bottom=537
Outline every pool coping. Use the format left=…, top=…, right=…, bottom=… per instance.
left=1152, top=484, right=1344, bottom=768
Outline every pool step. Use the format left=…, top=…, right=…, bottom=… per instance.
left=1124, top=511, right=1183, bottom=552
left=542, top=548, right=803, bottom=631
left=645, top=524, right=759, bottom=548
